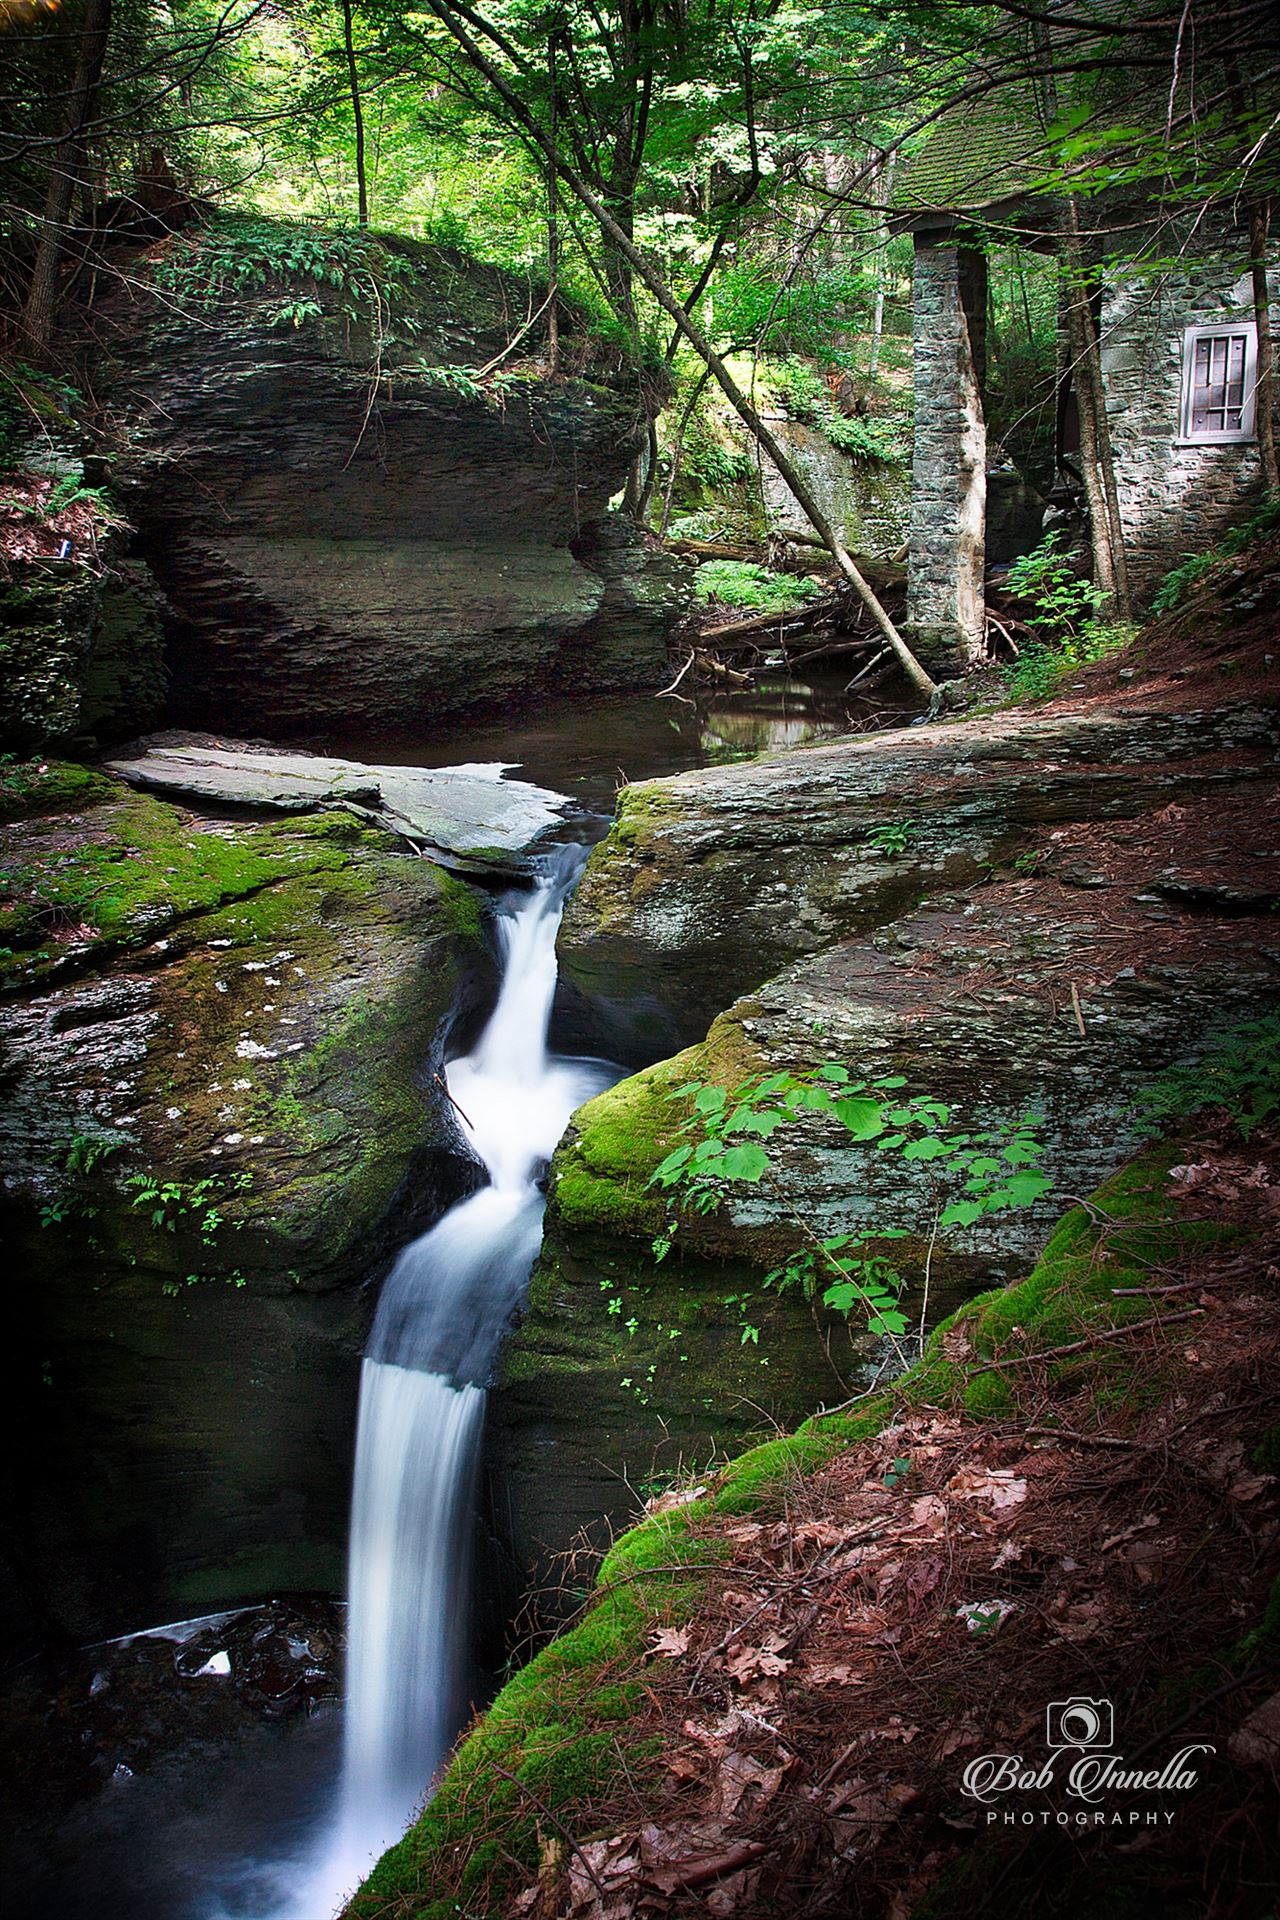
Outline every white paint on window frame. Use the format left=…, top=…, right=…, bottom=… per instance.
left=1177, top=321, right=1258, bottom=445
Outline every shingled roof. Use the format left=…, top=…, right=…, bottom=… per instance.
left=893, top=87, right=1057, bottom=219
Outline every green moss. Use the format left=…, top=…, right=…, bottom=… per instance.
left=436, top=871, right=486, bottom=943
left=551, top=1049, right=698, bottom=1232
left=0, top=757, right=115, bottom=822
left=0, top=789, right=406, bottom=989
left=359, top=1137, right=1246, bottom=1917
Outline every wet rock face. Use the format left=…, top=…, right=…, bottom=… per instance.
left=0, top=1595, right=343, bottom=1833
left=96, top=250, right=689, bottom=734
left=560, top=702, right=1280, bottom=1053
left=1, top=769, right=494, bottom=1642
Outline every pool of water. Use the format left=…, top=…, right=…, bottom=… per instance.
left=321, top=672, right=912, bottom=814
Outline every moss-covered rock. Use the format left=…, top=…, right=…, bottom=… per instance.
left=1, top=765, right=493, bottom=1639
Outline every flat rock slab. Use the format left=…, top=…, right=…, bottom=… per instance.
left=105, top=737, right=570, bottom=873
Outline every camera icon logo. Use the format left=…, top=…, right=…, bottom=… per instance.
left=1046, top=1697, right=1115, bottom=1750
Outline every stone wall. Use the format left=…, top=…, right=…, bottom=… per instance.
left=1100, top=248, right=1278, bottom=599
left=907, top=242, right=987, bottom=661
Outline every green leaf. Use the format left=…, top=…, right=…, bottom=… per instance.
left=718, top=1142, right=769, bottom=1182
left=694, top=1085, right=727, bottom=1114
left=902, top=1135, right=953, bottom=1161
left=834, top=1095, right=885, bottom=1140
left=940, top=1198, right=984, bottom=1227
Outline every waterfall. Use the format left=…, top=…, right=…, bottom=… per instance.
left=303, top=843, right=616, bottom=1911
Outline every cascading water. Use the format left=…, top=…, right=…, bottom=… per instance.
left=290, top=842, right=616, bottom=1914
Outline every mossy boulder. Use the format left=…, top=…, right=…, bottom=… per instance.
left=486, top=847, right=1279, bottom=1611
left=1, top=763, right=493, bottom=1640
left=552, top=876, right=1280, bottom=1270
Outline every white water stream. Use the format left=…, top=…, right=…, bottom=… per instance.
left=266, top=844, right=616, bottom=1917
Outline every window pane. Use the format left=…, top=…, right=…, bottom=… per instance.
left=1187, top=331, right=1251, bottom=435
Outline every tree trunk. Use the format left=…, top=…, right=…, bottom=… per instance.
left=1065, top=284, right=1117, bottom=609
left=21, top=0, right=114, bottom=355
left=1062, top=200, right=1131, bottom=619
left=341, top=0, right=369, bottom=228
left=867, top=150, right=894, bottom=380
left=1250, top=197, right=1278, bottom=492
left=425, top=0, right=938, bottom=697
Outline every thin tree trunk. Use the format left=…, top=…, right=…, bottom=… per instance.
left=341, top=0, right=369, bottom=228
left=868, top=150, right=893, bottom=380
left=1065, top=283, right=1117, bottom=609
left=1250, top=196, right=1278, bottom=492
left=545, top=34, right=560, bottom=374
left=425, top=0, right=938, bottom=696
left=21, top=0, right=113, bottom=354
left=659, top=368, right=711, bottom=537
left=1063, top=197, right=1131, bottom=618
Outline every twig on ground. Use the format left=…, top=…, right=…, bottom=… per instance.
left=971, top=1307, right=1205, bottom=1373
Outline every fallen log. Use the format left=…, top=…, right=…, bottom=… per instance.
left=698, top=598, right=842, bottom=645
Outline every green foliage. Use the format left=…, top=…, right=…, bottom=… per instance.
left=1004, top=532, right=1099, bottom=639
left=152, top=214, right=423, bottom=337
left=1003, top=619, right=1137, bottom=702
left=681, top=412, right=755, bottom=493
left=648, top=1062, right=1051, bottom=1351
left=766, top=357, right=905, bottom=465
left=694, top=559, right=823, bottom=613
left=1132, top=1017, right=1280, bottom=1144
left=821, top=410, right=909, bottom=464
left=0, top=364, right=83, bottom=468
left=0, top=474, right=119, bottom=523
left=865, top=819, right=915, bottom=859
left=123, top=1168, right=252, bottom=1240
left=1150, top=494, right=1280, bottom=613
left=713, top=263, right=902, bottom=359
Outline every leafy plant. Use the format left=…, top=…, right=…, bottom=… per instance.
left=124, top=1169, right=252, bottom=1243
left=66, top=1130, right=126, bottom=1176
left=767, top=357, right=905, bottom=466
left=1004, top=532, right=1099, bottom=639
left=866, top=820, right=915, bottom=859
left=1003, top=619, right=1137, bottom=702
left=1133, top=1017, right=1280, bottom=1143
left=648, top=1063, right=1051, bottom=1364
left=695, top=559, right=824, bottom=614
left=152, top=215, right=422, bottom=340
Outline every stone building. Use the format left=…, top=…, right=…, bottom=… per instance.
left=892, top=97, right=1278, bottom=662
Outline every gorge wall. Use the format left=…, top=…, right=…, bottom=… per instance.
left=88, top=230, right=688, bottom=740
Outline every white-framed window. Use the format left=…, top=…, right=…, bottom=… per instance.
left=1179, top=322, right=1257, bottom=443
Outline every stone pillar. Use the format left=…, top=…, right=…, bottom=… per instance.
left=908, top=240, right=988, bottom=663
